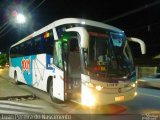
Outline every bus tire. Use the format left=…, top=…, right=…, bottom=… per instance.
left=48, top=78, right=63, bottom=103
left=14, top=71, right=20, bottom=85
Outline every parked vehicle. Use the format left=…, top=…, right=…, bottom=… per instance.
left=137, top=73, right=160, bottom=88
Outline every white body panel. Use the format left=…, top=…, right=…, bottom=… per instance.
left=32, top=54, right=46, bottom=89
left=9, top=54, right=65, bottom=100
left=53, top=67, right=64, bottom=101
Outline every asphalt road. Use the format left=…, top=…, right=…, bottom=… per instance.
left=0, top=68, right=160, bottom=120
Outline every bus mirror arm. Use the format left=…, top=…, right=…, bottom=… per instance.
left=127, top=37, right=146, bottom=55
left=65, top=27, right=89, bottom=49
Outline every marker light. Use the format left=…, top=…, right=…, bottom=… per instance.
left=94, top=66, right=101, bottom=71
left=81, top=21, right=85, bottom=24
left=44, top=32, right=50, bottom=38
left=123, top=76, right=127, bottom=79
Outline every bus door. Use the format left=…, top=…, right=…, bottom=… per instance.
left=62, top=33, right=82, bottom=100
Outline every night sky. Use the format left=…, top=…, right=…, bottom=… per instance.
left=0, top=0, right=160, bottom=58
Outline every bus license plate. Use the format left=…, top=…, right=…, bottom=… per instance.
left=115, top=96, right=124, bottom=102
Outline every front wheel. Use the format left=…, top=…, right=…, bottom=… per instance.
left=49, top=79, right=63, bottom=103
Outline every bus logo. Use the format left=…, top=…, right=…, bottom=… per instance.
left=22, top=58, right=30, bottom=73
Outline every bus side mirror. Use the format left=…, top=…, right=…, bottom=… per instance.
left=127, top=37, right=146, bottom=55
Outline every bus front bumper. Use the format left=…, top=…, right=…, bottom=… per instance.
left=81, top=83, right=137, bottom=106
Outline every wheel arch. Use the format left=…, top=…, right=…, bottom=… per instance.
left=14, top=70, right=17, bottom=79
left=47, top=76, right=53, bottom=93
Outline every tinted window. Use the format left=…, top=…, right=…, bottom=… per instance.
left=33, top=36, right=43, bottom=54
left=10, top=29, right=54, bottom=58
left=43, top=31, right=54, bottom=55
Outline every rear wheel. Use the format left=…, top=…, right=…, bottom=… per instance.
left=14, top=71, right=20, bottom=85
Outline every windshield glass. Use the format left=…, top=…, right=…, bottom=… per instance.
left=56, top=24, right=135, bottom=83
left=87, top=32, right=110, bottom=71
left=85, top=30, right=135, bottom=83
left=110, top=32, right=134, bottom=74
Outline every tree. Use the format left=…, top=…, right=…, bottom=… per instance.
left=0, top=54, right=8, bottom=66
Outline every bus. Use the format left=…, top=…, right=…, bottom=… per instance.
left=9, top=18, right=145, bottom=106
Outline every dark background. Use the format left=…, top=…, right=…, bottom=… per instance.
left=0, top=0, right=160, bottom=59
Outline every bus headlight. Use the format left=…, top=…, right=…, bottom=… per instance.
left=81, top=87, right=96, bottom=106
left=96, top=85, right=103, bottom=91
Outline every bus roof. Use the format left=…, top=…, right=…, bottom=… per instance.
left=11, top=18, right=123, bottom=48
left=54, top=18, right=123, bottom=32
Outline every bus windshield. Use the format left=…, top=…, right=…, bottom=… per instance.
left=85, top=30, right=134, bottom=83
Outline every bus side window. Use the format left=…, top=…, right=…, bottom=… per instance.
left=19, top=43, right=25, bottom=57
left=32, top=40, right=36, bottom=55
left=33, top=36, right=43, bottom=54
left=25, top=41, right=33, bottom=56
left=43, top=36, right=53, bottom=55
left=53, top=42, right=63, bottom=69
left=53, top=42, right=58, bottom=66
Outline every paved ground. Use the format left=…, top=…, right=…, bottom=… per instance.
left=0, top=73, right=33, bottom=100
left=0, top=68, right=66, bottom=114
left=0, top=68, right=160, bottom=120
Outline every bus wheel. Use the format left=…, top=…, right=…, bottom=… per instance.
left=49, top=79, right=62, bottom=103
left=14, top=72, right=20, bottom=85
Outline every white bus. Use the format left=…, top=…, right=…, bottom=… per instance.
left=9, top=18, right=145, bottom=106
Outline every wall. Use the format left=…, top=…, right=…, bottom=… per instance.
left=136, top=67, right=157, bottom=78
